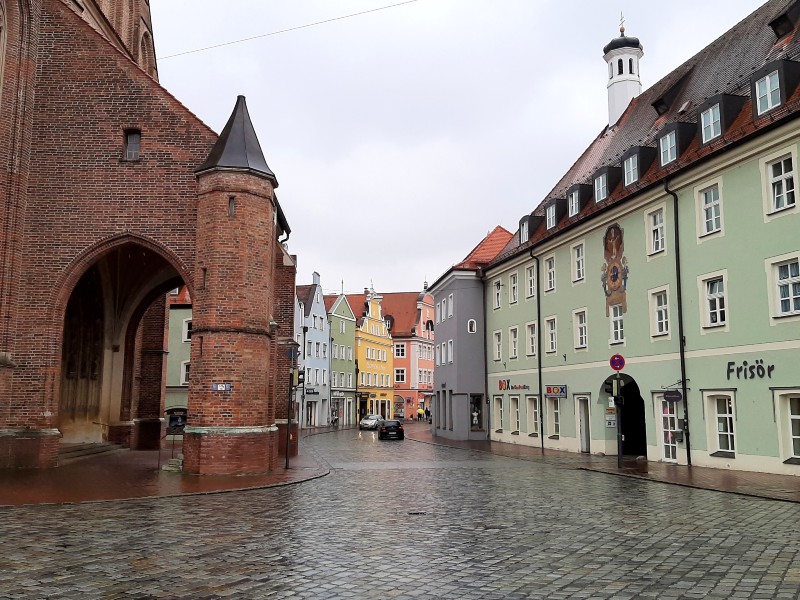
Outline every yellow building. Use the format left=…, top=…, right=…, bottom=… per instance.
left=346, top=288, right=394, bottom=418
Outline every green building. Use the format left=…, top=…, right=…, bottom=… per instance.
left=324, top=293, right=358, bottom=426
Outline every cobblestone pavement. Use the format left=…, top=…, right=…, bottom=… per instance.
left=2, top=429, right=800, bottom=599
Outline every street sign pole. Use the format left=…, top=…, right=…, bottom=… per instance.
left=616, top=373, right=623, bottom=469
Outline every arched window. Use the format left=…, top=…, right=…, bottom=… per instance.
left=629, top=58, right=635, bottom=74
left=617, top=58, right=623, bottom=75
left=608, top=62, right=613, bottom=79
left=139, top=32, right=156, bottom=78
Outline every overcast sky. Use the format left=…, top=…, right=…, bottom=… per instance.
left=151, top=0, right=764, bottom=294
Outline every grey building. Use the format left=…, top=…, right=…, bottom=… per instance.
left=429, top=227, right=512, bottom=440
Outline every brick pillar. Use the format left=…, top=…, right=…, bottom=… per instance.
left=274, top=247, right=298, bottom=460
left=184, top=171, right=278, bottom=475
left=129, top=298, right=167, bottom=450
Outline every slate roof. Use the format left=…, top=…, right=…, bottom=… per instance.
left=196, top=95, right=278, bottom=185
left=296, top=284, right=315, bottom=318
left=491, top=0, right=800, bottom=267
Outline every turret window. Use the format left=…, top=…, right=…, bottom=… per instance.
left=629, top=58, right=634, bottom=74
left=617, top=58, right=623, bottom=75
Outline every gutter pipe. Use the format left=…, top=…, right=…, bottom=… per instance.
left=529, top=250, right=545, bottom=452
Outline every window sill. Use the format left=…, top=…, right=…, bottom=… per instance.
left=511, top=431, right=519, bottom=435
left=609, top=340, right=625, bottom=346
left=548, top=434, right=559, bottom=440
left=698, top=229, right=722, bottom=239
left=527, top=432, right=539, bottom=438
left=710, top=450, right=735, bottom=459
left=651, top=332, right=669, bottom=339
left=783, top=457, right=800, bottom=465
left=495, top=429, right=503, bottom=433
left=702, top=323, right=727, bottom=330
left=647, top=249, right=666, bottom=257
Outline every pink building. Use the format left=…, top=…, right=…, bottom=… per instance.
left=382, top=289, right=435, bottom=420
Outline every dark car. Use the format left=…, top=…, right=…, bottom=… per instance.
left=378, top=420, right=404, bottom=440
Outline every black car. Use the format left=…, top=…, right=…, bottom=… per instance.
left=377, top=420, right=404, bottom=440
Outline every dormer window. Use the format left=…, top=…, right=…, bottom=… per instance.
left=594, top=173, right=608, bottom=202
left=520, top=219, right=529, bottom=243
left=623, top=154, right=638, bottom=186
left=756, top=71, right=780, bottom=115
left=701, top=104, right=721, bottom=142
left=546, top=204, right=556, bottom=229
left=568, top=190, right=579, bottom=217
left=660, top=131, right=677, bottom=165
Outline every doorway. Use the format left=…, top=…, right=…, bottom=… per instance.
left=577, top=396, right=590, bottom=453
left=620, top=379, right=647, bottom=456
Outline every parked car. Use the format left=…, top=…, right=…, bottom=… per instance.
left=378, top=420, right=404, bottom=440
left=359, top=414, right=384, bottom=430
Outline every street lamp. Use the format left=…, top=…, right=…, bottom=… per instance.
left=285, top=339, right=301, bottom=469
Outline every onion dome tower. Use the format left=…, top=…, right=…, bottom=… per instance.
left=603, top=19, right=644, bottom=127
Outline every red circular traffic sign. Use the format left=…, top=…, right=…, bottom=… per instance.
left=610, top=354, right=625, bottom=371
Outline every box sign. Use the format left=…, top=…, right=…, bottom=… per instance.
left=211, top=383, right=232, bottom=392
left=545, top=385, right=567, bottom=398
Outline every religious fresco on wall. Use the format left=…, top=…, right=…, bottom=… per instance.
left=600, top=223, right=629, bottom=316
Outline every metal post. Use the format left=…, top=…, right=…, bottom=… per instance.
left=286, top=370, right=292, bottom=469
left=615, top=373, right=623, bottom=469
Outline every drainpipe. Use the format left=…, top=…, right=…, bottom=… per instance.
left=663, top=179, right=692, bottom=467
left=478, top=268, right=490, bottom=439
left=529, top=250, right=544, bottom=452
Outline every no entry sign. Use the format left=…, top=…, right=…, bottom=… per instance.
left=609, top=354, right=625, bottom=371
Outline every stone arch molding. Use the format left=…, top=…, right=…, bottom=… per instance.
left=50, top=232, right=194, bottom=333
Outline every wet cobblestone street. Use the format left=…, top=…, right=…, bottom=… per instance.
left=2, top=429, right=800, bottom=599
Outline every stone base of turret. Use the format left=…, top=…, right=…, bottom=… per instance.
left=182, top=426, right=278, bottom=475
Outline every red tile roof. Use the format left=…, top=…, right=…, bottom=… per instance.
left=454, top=225, right=514, bottom=270
left=380, top=291, right=432, bottom=338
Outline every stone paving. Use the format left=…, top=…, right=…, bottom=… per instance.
left=2, top=428, right=800, bottom=599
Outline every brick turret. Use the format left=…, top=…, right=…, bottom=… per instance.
left=184, top=96, right=281, bottom=475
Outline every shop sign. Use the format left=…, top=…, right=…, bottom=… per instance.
left=726, top=359, right=775, bottom=380
left=605, top=407, right=616, bottom=428
left=663, top=390, right=682, bottom=402
left=545, top=385, right=567, bottom=398
left=306, top=388, right=319, bottom=395
left=498, top=380, right=531, bottom=391
left=332, top=391, right=345, bottom=397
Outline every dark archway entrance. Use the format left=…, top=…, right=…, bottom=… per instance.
left=619, top=379, right=647, bottom=456
left=59, top=242, right=183, bottom=447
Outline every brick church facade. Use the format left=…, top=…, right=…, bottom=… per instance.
left=0, top=0, right=298, bottom=474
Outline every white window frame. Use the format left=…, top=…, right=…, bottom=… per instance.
left=180, top=361, right=190, bottom=386
left=510, top=396, right=521, bottom=433
left=447, top=339, right=454, bottom=363
left=447, top=293, right=454, bottom=317
left=594, top=173, right=608, bottom=202
left=766, top=252, right=800, bottom=321
left=768, top=154, right=795, bottom=212
left=697, top=270, right=729, bottom=332
left=493, top=331, right=502, bottom=361
left=182, top=319, right=193, bottom=343
left=648, top=286, right=670, bottom=339
left=520, top=219, right=529, bottom=243
left=571, top=242, right=585, bottom=282
left=546, top=204, right=556, bottom=229
left=623, top=154, right=638, bottom=186
left=759, top=146, right=798, bottom=221
left=526, top=265, right=536, bottom=298
left=526, top=395, right=539, bottom=436
left=701, top=103, right=721, bottom=143
left=545, top=317, right=557, bottom=354
left=568, top=190, right=579, bottom=217
left=548, top=397, right=560, bottom=437
left=544, top=255, right=556, bottom=292
left=493, top=396, right=504, bottom=432
left=467, top=319, right=477, bottom=334
left=508, top=272, right=518, bottom=304
left=493, top=280, right=502, bottom=309
left=435, top=302, right=441, bottom=323
left=694, top=178, right=724, bottom=240
left=645, top=205, right=666, bottom=257
left=775, top=390, right=800, bottom=462
left=756, top=70, right=780, bottom=115
left=435, top=345, right=440, bottom=366
left=610, top=304, right=624, bottom=344
left=573, top=308, right=587, bottom=350
left=526, top=322, right=537, bottom=356
left=704, top=393, right=736, bottom=455
left=394, top=368, right=406, bottom=384
left=660, top=130, right=677, bottom=165
left=394, top=343, right=406, bottom=358
left=508, top=327, right=518, bottom=359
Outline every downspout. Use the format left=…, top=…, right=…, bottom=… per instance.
left=529, top=250, right=544, bottom=452
left=478, top=268, right=490, bottom=439
left=663, top=179, right=692, bottom=466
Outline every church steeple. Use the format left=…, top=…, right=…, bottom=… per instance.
left=603, top=17, right=643, bottom=127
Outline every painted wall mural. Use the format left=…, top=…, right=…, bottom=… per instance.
left=600, top=223, right=629, bottom=316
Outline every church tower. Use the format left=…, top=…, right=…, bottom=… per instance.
left=603, top=21, right=643, bottom=127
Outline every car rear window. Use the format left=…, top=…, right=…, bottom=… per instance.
left=384, top=420, right=400, bottom=426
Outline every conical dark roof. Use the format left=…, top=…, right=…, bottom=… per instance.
left=195, top=95, right=278, bottom=185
